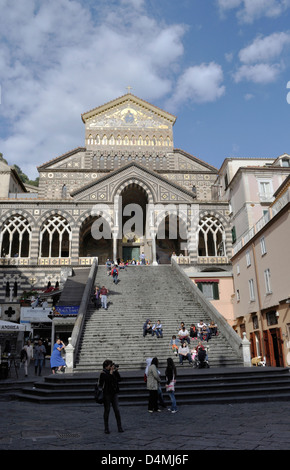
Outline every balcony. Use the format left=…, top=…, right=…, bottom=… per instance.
left=232, top=187, right=290, bottom=256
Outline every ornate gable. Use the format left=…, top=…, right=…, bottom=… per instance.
left=71, top=162, right=195, bottom=204
left=82, top=93, right=176, bottom=151
left=38, top=147, right=86, bottom=171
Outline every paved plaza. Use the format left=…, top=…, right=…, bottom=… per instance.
left=0, top=394, right=290, bottom=454
left=0, top=363, right=289, bottom=463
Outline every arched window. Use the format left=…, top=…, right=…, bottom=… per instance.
left=198, top=216, right=226, bottom=257
left=0, top=215, right=31, bottom=258
left=40, top=215, right=71, bottom=258
left=1, top=215, right=30, bottom=258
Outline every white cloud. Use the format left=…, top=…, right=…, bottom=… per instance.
left=217, top=0, right=290, bottom=23
left=168, top=62, right=225, bottom=111
left=233, top=31, right=290, bottom=84
left=233, top=63, right=282, bottom=83
left=0, top=0, right=192, bottom=177
left=239, top=32, right=290, bottom=63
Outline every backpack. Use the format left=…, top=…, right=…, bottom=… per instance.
left=94, top=383, right=104, bottom=404
left=94, top=373, right=104, bottom=404
left=198, top=348, right=206, bottom=361
left=113, top=268, right=118, bottom=275
left=20, top=348, right=27, bottom=362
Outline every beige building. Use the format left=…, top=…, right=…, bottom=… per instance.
left=216, top=154, right=290, bottom=242
left=231, top=175, right=290, bottom=367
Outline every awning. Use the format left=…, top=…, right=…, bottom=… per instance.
left=194, top=279, right=219, bottom=283
left=0, top=320, right=26, bottom=331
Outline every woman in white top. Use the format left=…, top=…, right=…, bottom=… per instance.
left=23, top=340, right=33, bottom=377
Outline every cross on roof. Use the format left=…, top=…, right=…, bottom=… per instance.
left=126, top=86, right=133, bottom=94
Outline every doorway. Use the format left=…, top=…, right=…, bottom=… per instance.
left=263, top=328, right=284, bottom=367
left=123, top=246, right=140, bottom=262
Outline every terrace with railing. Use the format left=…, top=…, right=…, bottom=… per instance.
left=232, top=186, right=290, bottom=257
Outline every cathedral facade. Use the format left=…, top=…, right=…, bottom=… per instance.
left=0, top=93, right=232, bottom=303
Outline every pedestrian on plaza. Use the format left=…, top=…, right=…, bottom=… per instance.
left=165, top=357, right=178, bottom=413
left=22, top=340, right=33, bottom=377
left=98, top=360, right=123, bottom=434
left=144, top=357, right=166, bottom=409
left=34, top=339, right=47, bottom=376
left=146, top=356, right=161, bottom=413
left=111, top=265, right=119, bottom=284
left=100, top=285, right=109, bottom=310
left=50, top=338, right=66, bottom=374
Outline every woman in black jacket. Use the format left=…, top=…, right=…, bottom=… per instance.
left=165, top=357, right=178, bottom=413
left=98, top=359, right=123, bottom=434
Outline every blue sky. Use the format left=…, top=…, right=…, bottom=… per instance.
left=0, top=0, right=290, bottom=178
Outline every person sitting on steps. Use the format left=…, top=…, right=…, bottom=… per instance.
left=178, top=341, right=193, bottom=365
left=152, top=320, right=163, bottom=338
left=143, top=319, right=152, bottom=337
left=178, top=325, right=190, bottom=344
left=170, top=335, right=180, bottom=356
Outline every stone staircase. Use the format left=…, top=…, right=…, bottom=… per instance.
left=10, top=265, right=290, bottom=405
left=58, top=268, right=91, bottom=306
left=74, top=265, right=243, bottom=372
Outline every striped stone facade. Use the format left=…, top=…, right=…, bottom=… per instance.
left=0, top=93, right=232, bottom=305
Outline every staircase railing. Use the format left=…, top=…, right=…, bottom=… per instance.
left=66, top=258, right=98, bottom=372
left=171, top=258, right=244, bottom=361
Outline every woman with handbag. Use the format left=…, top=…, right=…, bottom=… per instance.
left=165, top=357, right=178, bottom=413
left=146, top=357, right=161, bottom=413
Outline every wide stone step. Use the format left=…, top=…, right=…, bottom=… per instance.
left=12, top=367, right=290, bottom=404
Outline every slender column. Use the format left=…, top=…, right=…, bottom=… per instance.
left=113, top=231, right=118, bottom=264
left=151, top=229, right=158, bottom=265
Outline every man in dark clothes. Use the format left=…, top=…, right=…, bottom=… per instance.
left=98, top=359, right=123, bottom=434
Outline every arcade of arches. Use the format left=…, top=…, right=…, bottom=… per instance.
left=0, top=207, right=227, bottom=265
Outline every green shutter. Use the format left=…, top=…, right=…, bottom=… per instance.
left=197, top=283, right=203, bottom=292
left=213, top=282, right=219, bottom=300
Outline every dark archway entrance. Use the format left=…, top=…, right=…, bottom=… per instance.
left=79, top=216, right=112, bottom=264
left=156, top=215, right=188, bottom=264
left=120, top=184, right=148, bottom=263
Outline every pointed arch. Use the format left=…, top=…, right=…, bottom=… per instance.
left=0, top=214, right=31, bottom=258
left=39, top=214, right=72, bottom=258
left=198, top=215, right=226, bottom=257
